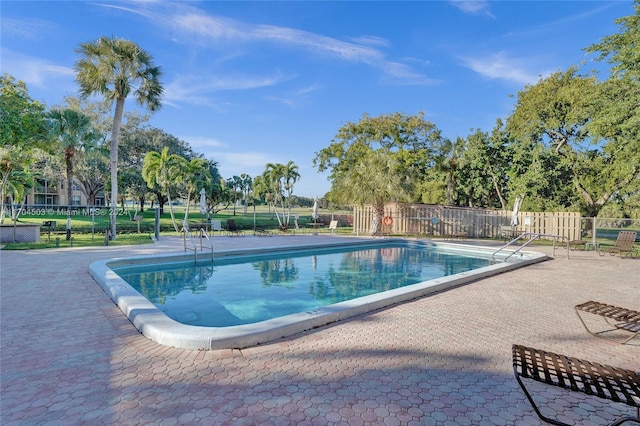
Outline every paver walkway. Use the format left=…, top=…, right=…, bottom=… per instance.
left=1, top=236, right=638, bottom=425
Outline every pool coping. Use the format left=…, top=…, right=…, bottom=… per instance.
left=89, top=238, right=548, bottom=350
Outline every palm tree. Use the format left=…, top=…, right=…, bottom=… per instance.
left=332, top=149, right=413, bottom=236
left=142, top=147, right=182, bottom=232
left=0, top=147, right=34, bottom=223
left=179, top=157, right=211, bottom=224
left=46, top=108, right=95, bottom=208
left=437, top=137, right=466, bottom=206
left=282, top=161, right=300, bottom=224
left=75, top=36, right=163, bottom=239
left=227, top=175, right=243, bottom=215
left=238, top=173, right=253, bottom=214
left=263, top=163, right=286, bottom=227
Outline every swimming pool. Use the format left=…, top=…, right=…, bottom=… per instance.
left=90, top=238, right=547, bottom=350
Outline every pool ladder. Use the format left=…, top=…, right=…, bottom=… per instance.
left=492, top=232, right=570, bottom=261
left=182, top=226, right=214, bottom=265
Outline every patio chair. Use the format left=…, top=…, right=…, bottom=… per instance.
left=599, top=231, right=637, bottom=258
left=327, top=220, right=338, bottom=235
left=500, top=225, right=517, bottom=241
left=575, top=301, right=639, bottom=344
left=513, top=344, right=640, bottom=426
left=225, top=219, right=244, bottom=237
left=211, top=219, right=222, bottom=235
left=253, top=226, right=272, bottom=236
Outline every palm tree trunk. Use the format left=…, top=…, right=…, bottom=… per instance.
left=371, top=202, right=385, bottom=236
left=109, top=97, right=125, bottom=240
left=166, top=193, right=180, bottom=232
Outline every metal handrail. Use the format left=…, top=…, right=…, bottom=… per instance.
left=181, top=226, right=215, bottom=266
left=182, top=226, right=199, bottom=264
left=493, top=232, right=570, bottom=261
left=199, top=228, right=215, bottom=263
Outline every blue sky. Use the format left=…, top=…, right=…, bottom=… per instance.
left=1, top=1, right=631, bottom=197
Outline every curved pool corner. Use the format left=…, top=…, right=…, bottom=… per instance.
left=89, top=239, right=548, bottom=350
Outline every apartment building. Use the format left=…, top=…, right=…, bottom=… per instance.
left=25, top=178, right=105, bottom=207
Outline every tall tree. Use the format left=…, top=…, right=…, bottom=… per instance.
left=281, top=161, right=300, bottom=223
left=314, top=112, right=443, bottom=205
left=260, top=161, right=300, bottom=228
left=238, top=173, right=253, bottom=214
left=0, top=74, right=48, bottom=151
left=506, top=68, right=632, bottom=215
left=227, top=175, right=242, bottom=216
left=178, top=157, right=211, bottom=224
left=75, top=36, right=163, bottom=239
left=0, top=75, right=47, bottom=221
left=583, top=1, right=640, bottom=216
left=585, top=0, right=640, bottom=81
left=456, top=122, right=512, bottom=209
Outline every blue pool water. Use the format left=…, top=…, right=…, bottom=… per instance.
left=114, top=242, right=496, bottom=328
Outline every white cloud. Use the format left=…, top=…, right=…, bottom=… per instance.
left=180, top=135, right=278, bottom=176
left=1, top=18, right=58, bottom=39
left=110, top=2, right=436, bottom=86
left=1, top=49, right=75, bottom=88
left=164, top=72, right=292, bottom=107
left=460, top=51, right=547, bottom=85
left=450, top=1, right=494, bottom=18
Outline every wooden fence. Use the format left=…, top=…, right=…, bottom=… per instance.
left=353, top=203, right=582, bottom=240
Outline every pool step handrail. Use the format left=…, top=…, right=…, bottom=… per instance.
left=181, top=223, right=214, bottom=265
left=182, top=225, right=198, bottom=264
left=492, top=232, right=569, bottom=261
left=198, top=228, right=215, bottom=263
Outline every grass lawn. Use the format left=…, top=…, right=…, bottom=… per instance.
left=2, top=205, right=352, bottom=250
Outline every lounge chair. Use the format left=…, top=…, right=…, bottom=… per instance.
left=513, top=344, right=640, bottom=426
left=275, top=225, right=288, bottom=235
left=599, top=230, right=638, bottom=258
left=327, top=220, right=338, bottom=235
left=225, top=219, right=244, bottom=236
left=575, top=301, right=639, bottom=344
left=211, top=219, right=222, bottom=235
left=253, top=226, right=271, bottom=236
left=499, top=225, right=517, bottom=241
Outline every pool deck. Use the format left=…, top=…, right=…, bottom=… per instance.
left=1, top=235, right=638, bottom=425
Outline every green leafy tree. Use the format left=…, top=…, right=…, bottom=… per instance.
left=75, top=36, right=163, bottom=238
left=206, top=176, right=232, bottom=216
left=0, top=147, right=35, bottom=223
left=0, top=75, right=47, bottom=222
left=0, top=74, right=48, bottom=151
left=178, top=157, right=211, bottom=224
left=436, top=137, right=465, bottom=206
left=584, top=2, right=640, bottom=217
left=506, top=68, right=634, bottom=215
left=585, top=0, right=640, bottom=81
left=314, top=112, right=443, bottom=205
left=456, top=121, right=512, bottom=209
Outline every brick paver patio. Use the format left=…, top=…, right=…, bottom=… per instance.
left=1, top=236, right=638, bottom=425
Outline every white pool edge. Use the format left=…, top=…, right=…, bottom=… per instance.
left=89, top=239, right=548, bottom=350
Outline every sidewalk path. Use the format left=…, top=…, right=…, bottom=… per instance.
left=1, top=236, right=638, bottom=425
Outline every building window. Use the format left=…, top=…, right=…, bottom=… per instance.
left=72, top=196, right=81, bottom=206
